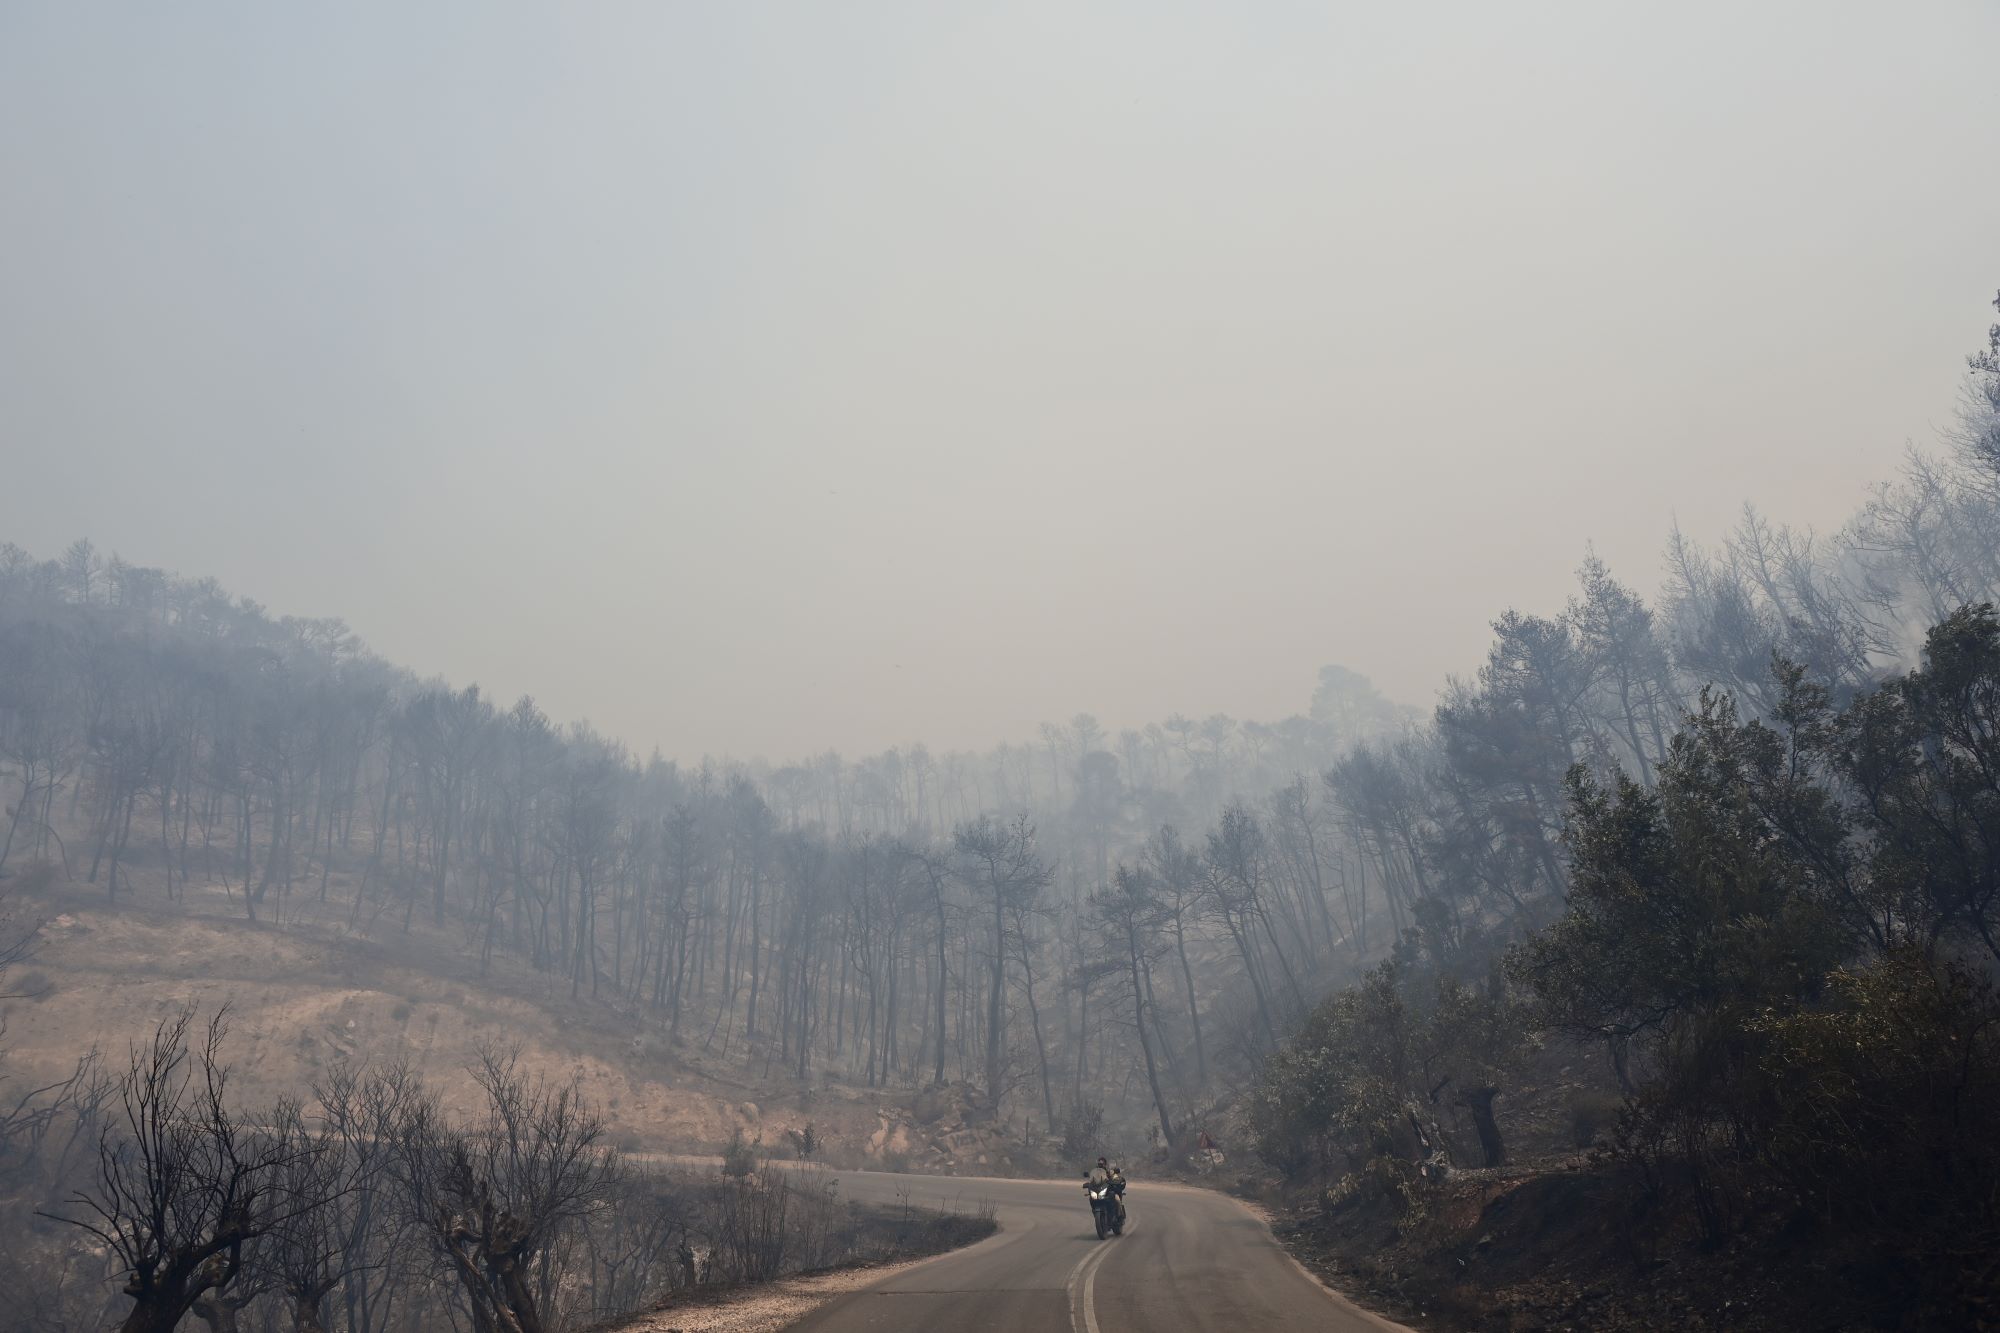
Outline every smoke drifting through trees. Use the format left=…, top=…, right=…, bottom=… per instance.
left=0, top=548, right=1420, bottom=1139
left=5, top=302, right=2000, bottom=1141
left=1246, top=294, right=2000, bottom=1327
left=1, top=291, right=1999, bottom=1326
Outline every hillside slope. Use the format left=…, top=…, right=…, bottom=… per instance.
left=2, top=858, right=1015, bottom=1172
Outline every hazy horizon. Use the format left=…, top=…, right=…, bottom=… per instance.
left=6, top=2, right=1998, bottom=761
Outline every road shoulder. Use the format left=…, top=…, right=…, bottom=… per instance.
left=609, top=1242, right=988, bottom=1333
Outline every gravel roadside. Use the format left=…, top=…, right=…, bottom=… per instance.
left=612, top=1249, right=961, bottom=1333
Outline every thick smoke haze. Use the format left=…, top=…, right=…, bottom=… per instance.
left=3, top=1, right=1996, bottom=759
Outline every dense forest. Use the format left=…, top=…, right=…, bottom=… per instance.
left=2, top=292, right=1999, bottom=1329
left=1248, top=296, right=2000, bottom=1327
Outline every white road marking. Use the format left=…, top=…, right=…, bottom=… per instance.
left=1066, top=1219, right=1129, bottom=1333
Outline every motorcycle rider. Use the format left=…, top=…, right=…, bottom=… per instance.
left=1085, top=1156, right=1127, bottom=1224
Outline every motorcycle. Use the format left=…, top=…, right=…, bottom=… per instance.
left=1084, top=1178, right=1125, bottom=1239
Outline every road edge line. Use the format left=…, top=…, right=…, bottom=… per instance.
left=1209, top=1192, right=1416, bottom=1333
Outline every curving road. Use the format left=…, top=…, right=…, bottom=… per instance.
left=794, top=1169, right=1414, bottom=1333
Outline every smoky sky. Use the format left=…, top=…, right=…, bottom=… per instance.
left=3, top=2, right=1997, bottom=761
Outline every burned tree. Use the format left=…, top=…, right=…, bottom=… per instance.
left=952, top=815, right=1052, bottom=1114
left=49, top=1008, right=298, bottom=1333
left=394, top=1049, right=619, bottom=1333
left=266, top=1068, right=420, bottom=1333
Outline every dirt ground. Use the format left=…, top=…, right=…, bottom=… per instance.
left=1, top=862, right=906, bottom=1159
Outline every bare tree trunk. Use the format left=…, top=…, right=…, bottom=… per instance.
left=1223, top=914, right=1280, bottom=1053
left=986, top=891, right=1005, bottom=1109
left=1172, top=913, right=1207, bottom=1086
left=1128, top=935, right=1174, bottom=1147
left=1460, top=1085, right=1505, bottom=1167
left=1020, top=956, right=1055, bottom=1131
left=932, top=895, right=948, bottom=1086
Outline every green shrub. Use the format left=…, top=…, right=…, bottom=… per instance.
left=1749, top=951, right=1999, bottom=1230
left=1251, top=961, right=1524, bottom=1183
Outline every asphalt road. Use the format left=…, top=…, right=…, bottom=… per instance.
left=793, top=1169, right=1414, bottom=1333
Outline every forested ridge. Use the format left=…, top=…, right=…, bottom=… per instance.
left=0, top=542, right=1412, bottom=1129
left=2, top=292, right=1999, bottom=1330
